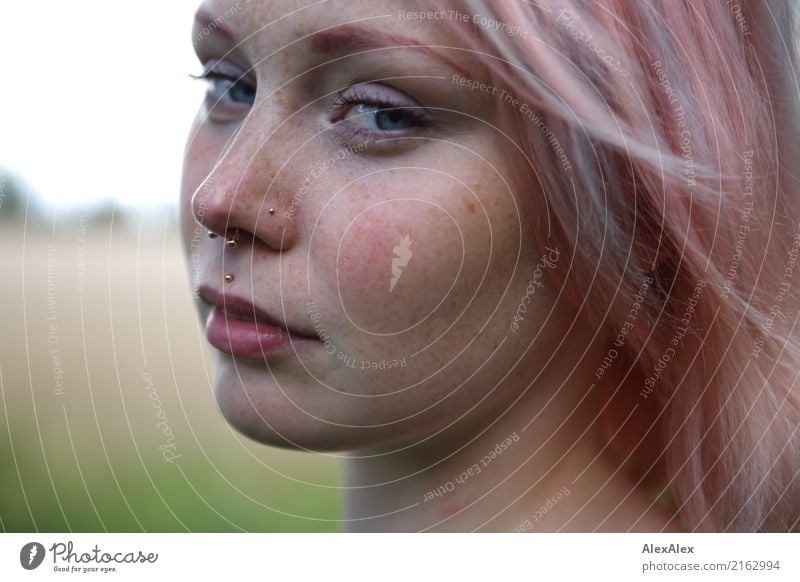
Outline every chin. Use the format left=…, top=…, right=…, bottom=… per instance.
left=210, top=359, right=408, bottom=452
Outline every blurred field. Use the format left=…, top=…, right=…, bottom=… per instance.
left=0, top=210, right=341, bottom=532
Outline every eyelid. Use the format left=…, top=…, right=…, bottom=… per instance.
left=332, top=83, right=426, bottom=116
left=330, top=83, right=433, bottom=137
left=194, top=58, right=255, bottom=88
left=326, top=82, right=435, bottom=151
left=191, top=57, right=256, bottom=122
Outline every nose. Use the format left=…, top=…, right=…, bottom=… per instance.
left=190, top=118, right=299, bottom=252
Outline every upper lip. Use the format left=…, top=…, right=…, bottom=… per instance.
left=198, top=285, right=317, bottom=339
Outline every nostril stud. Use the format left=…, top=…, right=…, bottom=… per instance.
left=269, top=207, right=275, bottom=215
left=208, top=231, right=218, bottom=238
left=224, top=274, right=234, bottom=283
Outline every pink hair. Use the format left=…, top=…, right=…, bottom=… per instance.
left=431, top=0, right=800, bottom=531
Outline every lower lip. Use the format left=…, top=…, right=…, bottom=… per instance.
left=206, top=306, right=318, bottom=359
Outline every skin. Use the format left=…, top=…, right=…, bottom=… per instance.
left=180, top=0, right=684, bottom=532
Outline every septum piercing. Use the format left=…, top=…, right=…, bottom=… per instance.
left=213, top=208, right=275, bottom=284
left=207, top=207, right=275, bottom=238
left=226, top=229, right=239, bottom=248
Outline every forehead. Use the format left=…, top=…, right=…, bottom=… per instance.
left=193, top=0, right=476, bottom=72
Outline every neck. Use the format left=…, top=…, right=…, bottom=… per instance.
left=341, top=333, right=684, bottom=532
left=344, top=354, right=639, bottom=530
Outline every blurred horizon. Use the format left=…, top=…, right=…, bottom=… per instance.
left=0, top=0, right=203, bottom=210
left=0, top=204, right=343, bottom=532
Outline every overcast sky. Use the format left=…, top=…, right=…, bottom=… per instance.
left=0, top=1, right=204, bottom=210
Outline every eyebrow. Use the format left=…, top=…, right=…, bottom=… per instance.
left=306, top=24, right=470, bottom=76
left=192, top=14, right=472, bottom=78
left=194, top=10, right=237, bottom=42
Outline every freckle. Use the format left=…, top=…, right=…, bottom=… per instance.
left=467, top=203, right=476, bottom=214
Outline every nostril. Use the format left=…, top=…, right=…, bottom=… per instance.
left=191, top=176, right=294, bottom=253
left=204, top=227, right=247, bottom=246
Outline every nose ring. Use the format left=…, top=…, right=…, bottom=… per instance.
left=209, top=206, right=275, bottom=240
left=226, top=229, right=239, bottom=248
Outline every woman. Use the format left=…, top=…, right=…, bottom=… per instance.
left=180, top=0, right=800, bottom=532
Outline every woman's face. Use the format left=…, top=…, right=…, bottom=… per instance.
left=180, top=0, right=566, bottom=451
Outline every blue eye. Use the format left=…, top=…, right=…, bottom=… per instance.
left=202, top=72, right=256, bottom=105
left=345, top=103, right=421, bottom=131
left=191, top=60, right=256, bottom=113
left=334, top=83, right=430, bottom=136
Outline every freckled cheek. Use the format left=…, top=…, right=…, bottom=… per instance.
left=327, top=203, right=468, bottom=334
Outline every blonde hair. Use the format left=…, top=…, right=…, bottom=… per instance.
left=432, top=0, right=800, bottom=531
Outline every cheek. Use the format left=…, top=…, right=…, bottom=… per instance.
left=319, top=180, right=497, bottom=339
left=335, top=202, right=463, bottom=333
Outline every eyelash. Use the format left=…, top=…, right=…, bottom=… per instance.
left=330, top=85, right=432, bottom=139
left=190, top=64, right=256, bottom=111
left=191, top=65, right=433, bottom=142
